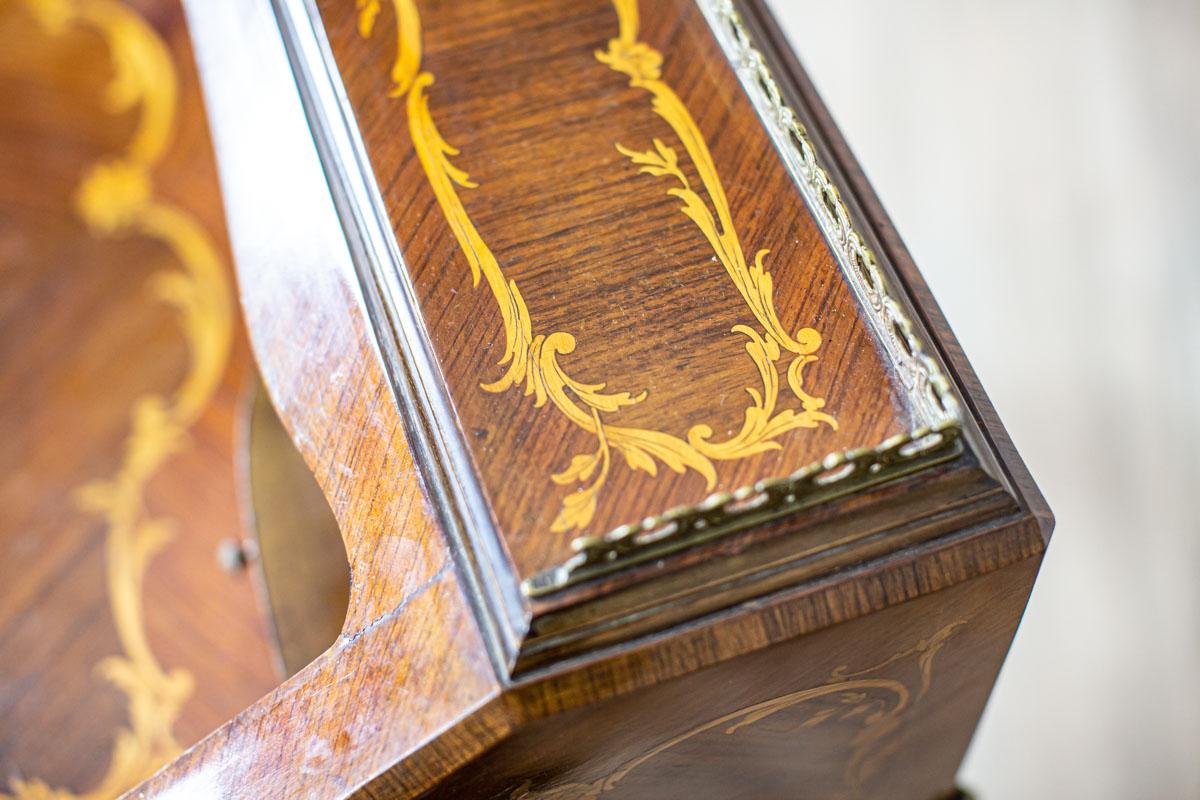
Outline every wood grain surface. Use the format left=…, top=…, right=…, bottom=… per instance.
left=117, top=0, right=1051, bottom=796
left=0, top=1, right=278, bottom=795
left=430, top=556, right=1042, bottom=800
left=317, top=0, right=911, bottom=580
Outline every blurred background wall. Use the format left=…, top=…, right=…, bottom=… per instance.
left=766, top=1, right=1200, bottom=797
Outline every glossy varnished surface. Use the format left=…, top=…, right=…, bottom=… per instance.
left=129, top=0, right=1051, bottom=796
left=0, top=1, right=276, bottom=795
left=317, top=0, right=911, bottom=579
left=124, top=0, right=504, bottom=794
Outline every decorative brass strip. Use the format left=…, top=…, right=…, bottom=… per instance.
left=510, top=620, right=967, bottom=798
left=1, top=1, right=233, bottom=797
left=358, top=0, right=841, bottom=536
left=523, top=423, right=961, bottom=597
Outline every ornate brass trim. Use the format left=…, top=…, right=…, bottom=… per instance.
left=1, top=1, right=233, bottom=797
left=511, top=620, right=967, bottom=799
left=358, top=0, right=842, bottom=535
left=524, top=422, right=960, bottom=596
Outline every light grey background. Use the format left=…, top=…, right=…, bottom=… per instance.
left=765, top=1, right=1200, bottom=797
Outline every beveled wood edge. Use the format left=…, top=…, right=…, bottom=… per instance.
left=355, top=515, right=1047, bottom=795
left=267, top=0, right=1035, bottom=682
left=505, top=516, right=1048, bottom=735
left=272, top=0, right=528, bottom=675
left=516, top=454, right=1016, bottom=675
left=137, top=1, right=506, bottom=797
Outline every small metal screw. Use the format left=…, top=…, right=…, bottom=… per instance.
left=217, top=538, right=255, bottom=572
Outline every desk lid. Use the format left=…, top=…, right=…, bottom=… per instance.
left=276, top=0, right=996, bottom=675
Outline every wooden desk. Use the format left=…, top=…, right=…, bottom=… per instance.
left=4, top=0, right=1053, bottom=797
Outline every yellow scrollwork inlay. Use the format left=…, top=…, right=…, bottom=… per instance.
left=1, top=1, right=232, bottom=798
left=356, top=0, right=420, bottom=96
left=511, top=621, right=966, bottom=800
left=598, top=0, right=835, bottom=460
left=404, top=66, right=717, bottom=532
left=358, top=0, right=835, bottom=532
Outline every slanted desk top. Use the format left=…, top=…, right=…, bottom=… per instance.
left=280, top=0, right=968, bottom=672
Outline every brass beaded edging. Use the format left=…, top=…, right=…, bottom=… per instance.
left=523, top=424, right=962, bottom=596
left=522, top=0, right=962, bottom=598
